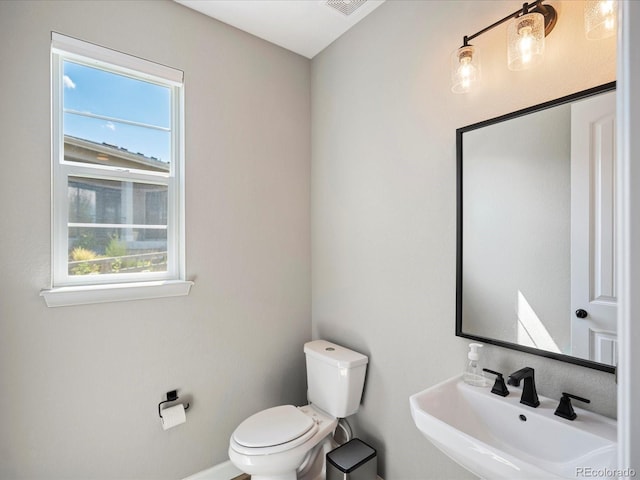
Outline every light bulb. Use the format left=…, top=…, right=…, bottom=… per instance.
left=585, top=0, right=617, bottom=39
left=458, top=56, right=476, bottom=90
left=600, top=1, right=615, bottom=32
left=507, top=12, right=545, bottom=71
left=518, top=25, right=534, bottom=65
left=451, top=45, right=480, bottom=94
left=600, top=0, right=614, bottom=15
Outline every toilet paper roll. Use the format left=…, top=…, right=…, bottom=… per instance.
left=161, top=404, right=186, bottom=430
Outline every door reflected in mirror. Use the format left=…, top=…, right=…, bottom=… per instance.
left=456, top=82, right=616, bottom=373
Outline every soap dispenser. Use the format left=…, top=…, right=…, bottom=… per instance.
left=464, top=343, right=488, bottom=387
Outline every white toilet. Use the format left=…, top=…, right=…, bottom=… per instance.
left=228, top=340, right=368, bottom=480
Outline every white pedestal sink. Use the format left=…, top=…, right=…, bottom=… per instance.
left=410, top=375, right=617, bottom=479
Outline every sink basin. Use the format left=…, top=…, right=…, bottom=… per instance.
left=409, top=375, right=617, bottom=479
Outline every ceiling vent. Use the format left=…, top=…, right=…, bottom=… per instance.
left=326, top=0, right=367, bottom=16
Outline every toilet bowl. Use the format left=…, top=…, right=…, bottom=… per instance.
left=228, top=340, right=368, bottom=480
left=228, top=404, right=338, bottom=480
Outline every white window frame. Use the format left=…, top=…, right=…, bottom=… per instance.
left=42, top=33, right=191, bottom=307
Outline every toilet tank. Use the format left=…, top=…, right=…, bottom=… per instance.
left=304, top=340, right=368, bottom=418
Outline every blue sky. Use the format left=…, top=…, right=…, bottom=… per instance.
left=63, top=61, right=171, bottom=163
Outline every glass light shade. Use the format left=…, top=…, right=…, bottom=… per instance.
left=507, top=12, right=545, bottom=71
left=585, top=0, right=617, bottom=40
left=451, top=45, right=480, bottom=94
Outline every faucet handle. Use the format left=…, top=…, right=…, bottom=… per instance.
left=482, top=368, right=510, bottom=397
left=554, top=392, right=591, bottom=421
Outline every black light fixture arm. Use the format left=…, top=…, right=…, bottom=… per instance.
left=461, top=0, right=557, bottom=47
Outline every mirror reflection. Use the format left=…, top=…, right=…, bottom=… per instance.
left=456, top=83, right=616, bottom=372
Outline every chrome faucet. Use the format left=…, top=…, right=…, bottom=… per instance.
left=507, top=367, right=540, bottom=408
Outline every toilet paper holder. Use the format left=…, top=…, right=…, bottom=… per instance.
left=158, top=389, right=190, bottom=418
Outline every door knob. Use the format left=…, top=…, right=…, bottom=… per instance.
left=575, top=309, right=588, bottom=319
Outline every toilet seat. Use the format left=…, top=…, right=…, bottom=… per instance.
left=229, top=403, right=339, bottom=480
left=231, top=405, right=320, bottom=455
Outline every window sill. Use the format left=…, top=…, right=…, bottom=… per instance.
left=40, top=280, right=193, bottom=307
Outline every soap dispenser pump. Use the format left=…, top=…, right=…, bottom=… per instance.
left=464, top=343, right=488, bottom=387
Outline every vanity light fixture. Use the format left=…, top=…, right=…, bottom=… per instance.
left=584, top=0, right=617, bottom=40
left=451, top=0, right=557, bottom=93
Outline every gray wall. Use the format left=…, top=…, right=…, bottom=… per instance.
left=311, top=1, right=616, bottom=479
left=0, top=1, right=310, bottom=479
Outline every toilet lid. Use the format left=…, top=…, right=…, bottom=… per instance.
left=233, top=405, right=316, bottom=448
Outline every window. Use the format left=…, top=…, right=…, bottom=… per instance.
left=43, top=33, right=191, bottom=306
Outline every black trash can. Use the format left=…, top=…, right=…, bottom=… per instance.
left=326, top=438, right=377, bottom=480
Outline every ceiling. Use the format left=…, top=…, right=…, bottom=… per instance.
left=175, top=0, right=386, bottom=59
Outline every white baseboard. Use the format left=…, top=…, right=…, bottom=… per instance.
left=182, top=460, right=242, bottom=480
left=183, top=459, right=384, bottom=480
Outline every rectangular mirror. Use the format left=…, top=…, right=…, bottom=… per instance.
left=456, top=82, right=616, bottom=373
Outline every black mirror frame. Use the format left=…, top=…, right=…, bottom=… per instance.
left=455, top=81, right=617, bottom=374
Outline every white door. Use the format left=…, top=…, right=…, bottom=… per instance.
left=570, top=90, right=617, bottom=365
